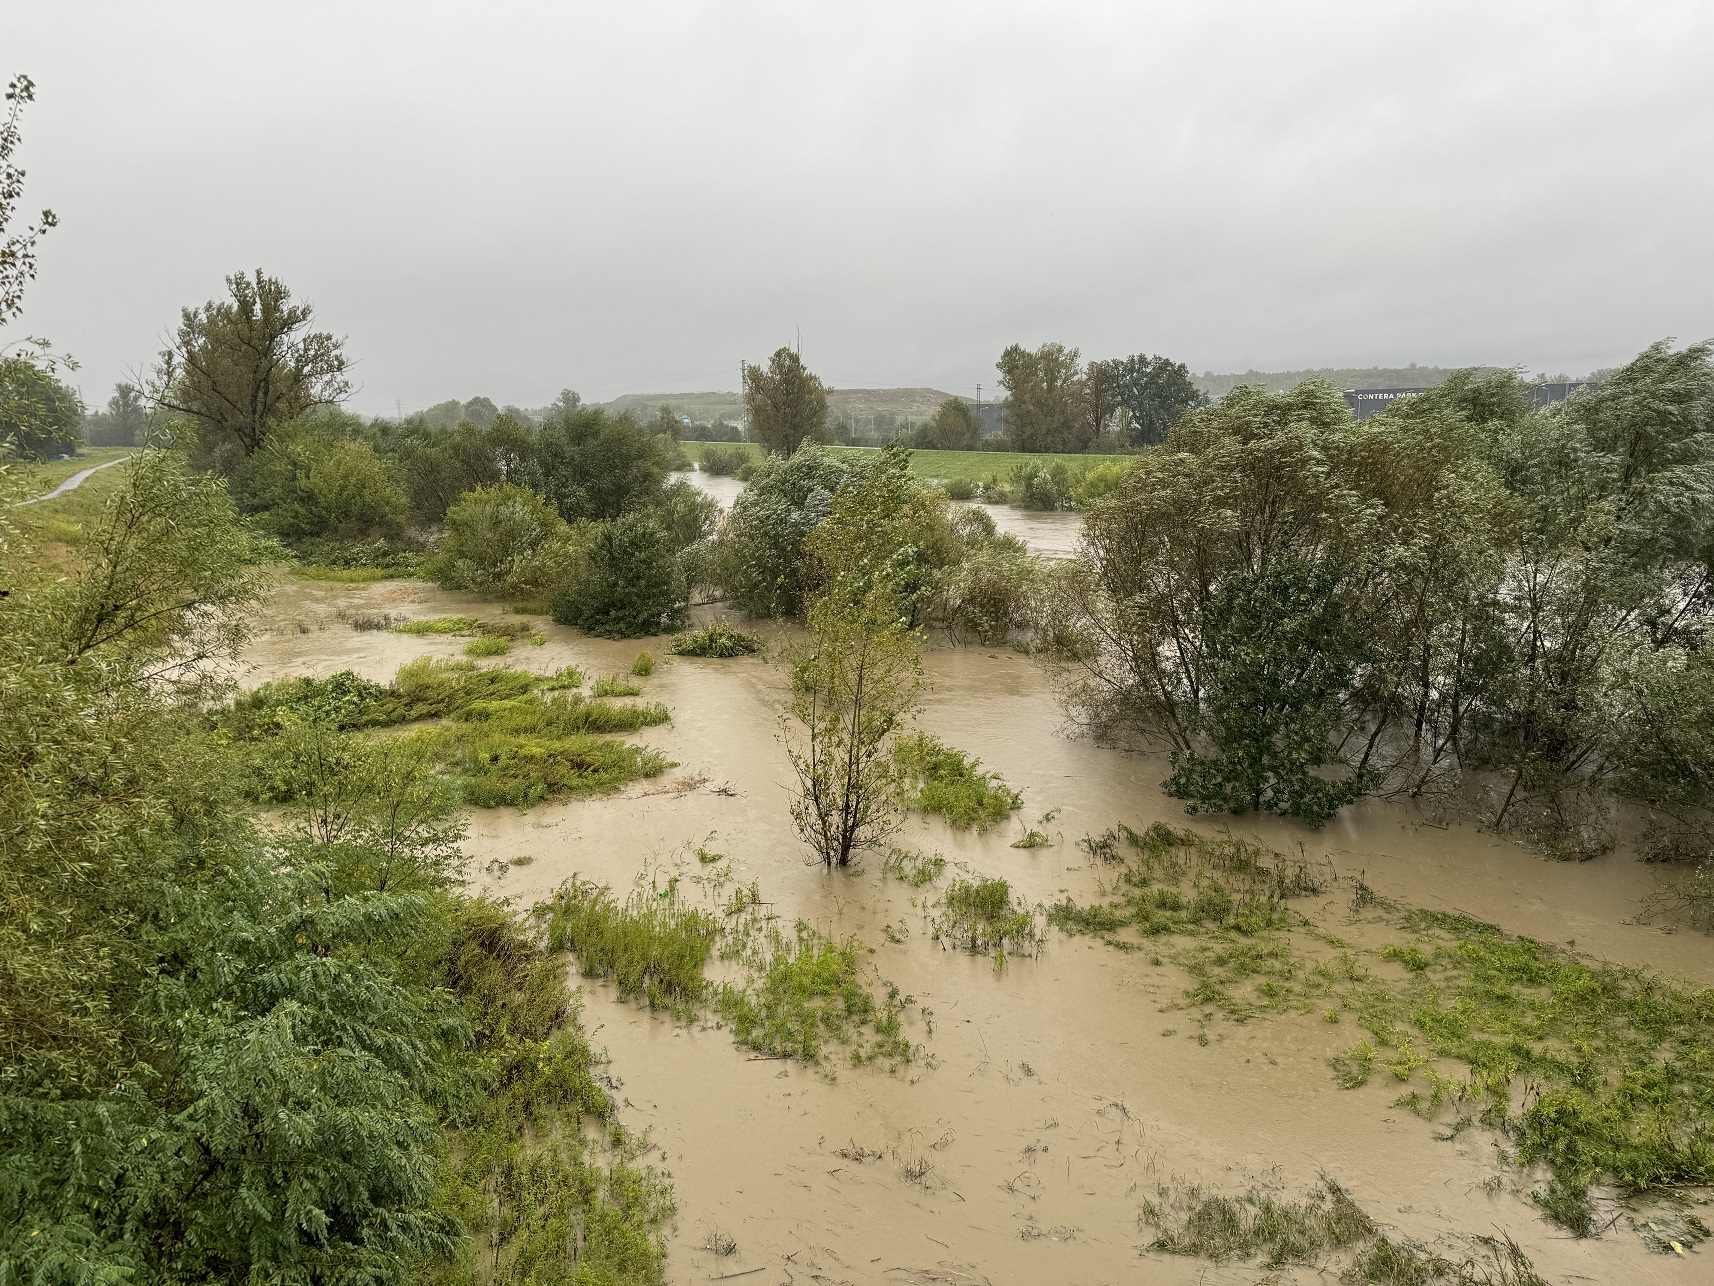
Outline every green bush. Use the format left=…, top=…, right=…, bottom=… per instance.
left=552, top=512, right=688, bottom=639
left=236, top=434, right=409, bottom=541
left=943, top=476, right=978, bottom=501
left=699, top=443, right=749, bottom=476
left=431, top=482, right=590, bottom=600
left=1010, top=459, right=1072, bottom=510
left=631, top=651, right=654, bottom=676
left=669, top=621, right=763, bottom=657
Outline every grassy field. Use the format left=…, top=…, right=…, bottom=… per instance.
left=7, top=447, right=137, bottom=498
left=678, top=441, right=1123, bottom=485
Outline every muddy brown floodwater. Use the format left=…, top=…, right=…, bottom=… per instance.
left=243, top=576, right=1709, bottom=1286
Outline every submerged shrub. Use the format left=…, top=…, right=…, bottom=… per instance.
left=669, top=621, right=763, bottom=657
left=929, top=534, right=1043, bottom=645
left=630, top=650, right=655, bottom=676
left=552, top=512, right=688, bottom=639
left=464, top=633, right=511, bottom=657
left=881, top=847, right=946, bottom=886
left=709, top=444, right=858, bottom=618
left=892, top=733, right=1022, bottom=830
left=431, top=482, right=590, bottom=600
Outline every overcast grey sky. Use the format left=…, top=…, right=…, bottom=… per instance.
left=9, top=1, right=1713, bottom=415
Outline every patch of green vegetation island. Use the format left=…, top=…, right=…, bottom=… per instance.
left=717, top=921, right=916, bottom=1066
left=892, top=732, right=1023, bottom=830
left=543, top=872, right=918, bottom=1069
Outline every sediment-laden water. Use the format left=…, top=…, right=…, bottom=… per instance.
left=241, top=576, right=1707, bottom=1285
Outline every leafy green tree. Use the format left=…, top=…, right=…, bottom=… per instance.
left=743, top=347, right=828, bottom=454
left=431, top=481, right=589, bottom=600
left=0, top=353, right=81, bottom=457
left=921, top=397, right=982, bottom=450
left=552, top=511, right=687, bottom=638
left=461, top=394, right=499, bottom=427
left=1163, top=558, right=1367, bottom=824
left=84, top=380, right=149, bottom=446
left=532, top=405, right=675, bottom=523
left=154, top=270, right=351, bottom=472
left=996, top=341, right=1087, bottom=452
left=1108, top=352, right=1208, bottom=446
left=394, top=414, right=536, bottom=522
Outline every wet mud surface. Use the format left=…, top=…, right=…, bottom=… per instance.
left=241, top=576, right=1710, bottom=1285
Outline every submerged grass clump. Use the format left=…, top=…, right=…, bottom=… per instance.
left=223, top=658, right=672, bottom=807
left=465, top=633, right=512, bottom=656
left=546, top=877, right=718, bottom=1012
left=891, top=733, right=1022, bottom=831
left=669, top=622, right=763, bottom=657
left=631, top=650, right=655, bottom=676
left=593, top=674, right=643, bottom=698
left=393, top=615, right=485, bottom=635
left=933, top=877, right=1041, bottom=961
left=293, top=564, right=403, bottom=583
left=717, top=922, right=914, bottom=1065
left=881, top=846, right=946, bottom=887
left=1141, top=1178, right=1543, bottom=1284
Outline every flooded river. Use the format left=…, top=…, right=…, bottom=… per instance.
left=684, top=466, right=1084, bottom=560
left=242, top=577, right=1708, bottom=1285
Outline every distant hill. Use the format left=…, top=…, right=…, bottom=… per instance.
left=599, top=386, right=957, bottom=426
left=1193, top=365, right=1510, bottom=397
